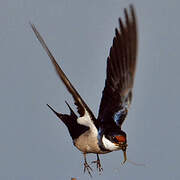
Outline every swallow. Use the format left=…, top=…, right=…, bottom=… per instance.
left=31, top=4, right=138, bottom=176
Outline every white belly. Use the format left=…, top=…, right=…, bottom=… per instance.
left=74, top=110, right=109, bottom=154
left=73, top=129, right=109, bottom=154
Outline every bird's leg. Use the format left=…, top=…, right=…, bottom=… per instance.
left=91, top=154, right=103, bottom=173
left=83, top=153, right=93, bottom=177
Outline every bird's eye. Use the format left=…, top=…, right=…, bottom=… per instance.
left=112, top=136, right=119, bottom=143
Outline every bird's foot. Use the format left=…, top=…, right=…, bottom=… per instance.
left=91, top=159, right=103, bottom=173
left=84, top=161, right=93, bottom=177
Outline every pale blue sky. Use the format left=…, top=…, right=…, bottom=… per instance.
left=0, top=0, right=180, bottom=179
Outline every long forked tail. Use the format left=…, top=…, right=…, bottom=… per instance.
left=46, top=103, right=89, bottom=140
left=47, top=104, right=59, bottom=116
left=47, top=104, right=63, bottom=120
left=47, top=102, right=77, bottom=121
left=46, top=104, right=72, bottom=126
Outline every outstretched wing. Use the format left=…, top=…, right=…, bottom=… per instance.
left=97, top=5, right=137, bottom=130
left=31, top=24, right=97, bottom=126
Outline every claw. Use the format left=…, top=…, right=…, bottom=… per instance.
left=91, top=154, right=103, bottom=174
left=84, top=161, right=93, bottom=177
left=83, top=153, right=93, bottom=177
left=91, top=160, right=103, bottom=173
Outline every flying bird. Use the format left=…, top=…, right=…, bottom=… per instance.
left=31, top=4, right=138, bottom=176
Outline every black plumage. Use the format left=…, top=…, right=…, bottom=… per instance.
left=30, top=23, right=97, bottom=126
left=97, top=5, right=137, bottom=132
left=47, top=102, right=89, bottom=140
left=30, top=4, right=138, bottom=174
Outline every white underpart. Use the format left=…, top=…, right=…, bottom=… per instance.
left=102, top=135, right=120, bottom=151
left=75, top=110, right=103, bottom=153
left=76, top=111, right=120, bottom=153
left=77, top=110, right=96, bottom=130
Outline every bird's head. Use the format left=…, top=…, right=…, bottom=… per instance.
left=101, top=130, right=127, bottom=163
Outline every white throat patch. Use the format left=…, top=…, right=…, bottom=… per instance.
left=102, top=135, right=120, bottom=151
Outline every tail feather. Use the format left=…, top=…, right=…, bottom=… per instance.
left=47, top=104, right=63, bottom=119
left=46, top=103, right=89, bottom=139
left=65, top=101, right=77, bottom=118
left=46, top=104, right=69, bottom=125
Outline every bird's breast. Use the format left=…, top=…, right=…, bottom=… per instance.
left=73, top=129, right=109, bottom=154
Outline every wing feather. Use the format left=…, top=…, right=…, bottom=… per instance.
left=97, top=5, right=138, bottom=129
left=31, top=24, right=96, bottom=126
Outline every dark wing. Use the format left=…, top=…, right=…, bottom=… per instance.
left=31, top=24, right=96, bottom=126
left=97, top=5, right=137, bottom=130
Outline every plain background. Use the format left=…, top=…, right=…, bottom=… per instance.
left=0, top=0, right=180, bottom=179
